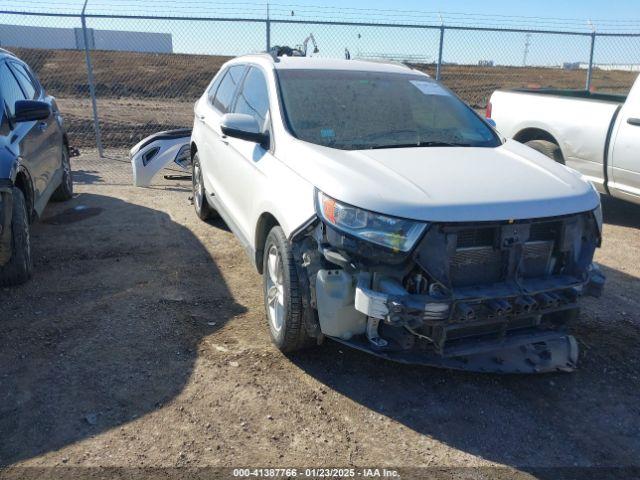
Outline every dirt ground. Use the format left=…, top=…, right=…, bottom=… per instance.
left=1, top=151, right=640, bottom=479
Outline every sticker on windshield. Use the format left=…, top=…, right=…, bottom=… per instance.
left=410, top=80, right=450, bottom=96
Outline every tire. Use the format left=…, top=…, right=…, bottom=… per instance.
left=262, top=226, right=314, bottom=352
left=525, top=140, right=564, bottom=164
left=0, top=188, right=33, bottom=286
left=192, top=152, right=216, bottom=221
left=51, top=146, right=73, bottom=201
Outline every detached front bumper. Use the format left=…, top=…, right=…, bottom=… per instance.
left=0, top=186, right=13, bottom=266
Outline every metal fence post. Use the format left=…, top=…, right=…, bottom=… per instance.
left=436, top=25, right=445, bottom=81
left=81, top=2, right=104, bottom=157
left=586, top=31, right=596, bottom=91
left=265, top=3, right=271, bottom=51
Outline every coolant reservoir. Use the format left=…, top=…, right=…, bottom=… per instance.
left=316, top=270, right=367, bottom=340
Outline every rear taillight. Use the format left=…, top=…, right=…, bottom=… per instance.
left=486, top=101, right=492, bottom=119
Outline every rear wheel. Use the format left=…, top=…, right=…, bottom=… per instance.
left=263, top=226, right=314, bottom=352
left=192, top=153, right=216, bottom=221
left=51, top=146, right=73, bottom=201
left=0, top=188, right=32, bottom=286
left=525, top=140, right=564, bottom=164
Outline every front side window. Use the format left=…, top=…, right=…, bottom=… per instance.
left=277, top=69, right=501, bottom=150
left=9, top=62, right=39, bottom=100
left=0, top=62, right=27, bottom=117
left=233, top=67, right=270, bottom=129
left=213, top=65, right=245, bottom=114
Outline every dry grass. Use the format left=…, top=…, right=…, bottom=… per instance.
left=11, top=47, right=637, bottom=147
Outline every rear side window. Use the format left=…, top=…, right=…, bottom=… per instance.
left=9, top=62, right=39, bottom=100
left=0, top=62, right=27, bottom=117
left=213, top=65, right=245, bottom=113
left=207, top=70, right=225, bottom=105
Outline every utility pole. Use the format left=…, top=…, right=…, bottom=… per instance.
left=523, top=33, right=531, bottom=67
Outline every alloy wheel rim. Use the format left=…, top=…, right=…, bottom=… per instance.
left=193, top=163, right=203, bottom=212
left=63, top=151, right=72, bottom=190
left=266, top=245, right=285, bottom=332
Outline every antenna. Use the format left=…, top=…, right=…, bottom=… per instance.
left=523, top=33, right=531, bottom=67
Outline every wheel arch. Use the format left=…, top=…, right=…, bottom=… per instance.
left=254, top=212, right=280, bottom=274
left=13, top=166, right=35, bottom=222
left=513, top=127, right=567, bottom=162
left=513, top=127, right=559, bottom=146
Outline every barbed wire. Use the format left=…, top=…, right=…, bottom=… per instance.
left=1, top=1, right=640, bottom=33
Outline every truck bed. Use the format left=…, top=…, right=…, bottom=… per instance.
left=505, top=88, right=627, bottom=104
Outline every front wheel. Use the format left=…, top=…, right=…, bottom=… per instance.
left=263, top=226, right=315, bottom=352
left=192, top=153, right=216, bottom=221
left=0, top=188, right=33, bottom=286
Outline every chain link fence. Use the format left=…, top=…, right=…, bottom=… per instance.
left=1, top=9, right=639, bottom=154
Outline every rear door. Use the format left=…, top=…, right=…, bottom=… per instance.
left=0, top=60, right=48, bottom=202
left=9, top=61, right=63, bottom=195
left=610, top=79, right=640, bottom=199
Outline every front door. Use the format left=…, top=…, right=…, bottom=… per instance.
left=0, top=61, right=48, bottom=203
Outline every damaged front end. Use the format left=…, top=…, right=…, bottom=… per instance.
left=293, top=192, right=604, bottom=373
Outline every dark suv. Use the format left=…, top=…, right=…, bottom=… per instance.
left=0, top=49, right=73, bottom=286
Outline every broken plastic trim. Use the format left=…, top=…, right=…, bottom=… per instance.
left=333, top=331, right=580, bottom=374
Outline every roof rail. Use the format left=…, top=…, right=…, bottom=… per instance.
left=0, top=47, right=17, bottom=57
left=351, top=57, right=414, bottom=70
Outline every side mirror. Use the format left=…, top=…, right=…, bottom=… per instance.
left=485, top=118, right=497, bottom=129
left=220, top=113, right=269, bottom=148
left=14, top=100, right=51, bottom=123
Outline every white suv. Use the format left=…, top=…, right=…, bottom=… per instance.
left=189, top=54, right=604, bottom=373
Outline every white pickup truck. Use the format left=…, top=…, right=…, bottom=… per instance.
left=488, top=74, right=640, bottom=204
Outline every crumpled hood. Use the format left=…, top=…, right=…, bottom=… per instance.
left=282, top=139, right=600, bottom=222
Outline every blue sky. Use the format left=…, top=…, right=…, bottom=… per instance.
left=2, top=1, right=640, bottom=65
left=336, top=0, right=640, bottom=22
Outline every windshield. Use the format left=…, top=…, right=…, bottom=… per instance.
left=277, top=69, right=501, bottom=150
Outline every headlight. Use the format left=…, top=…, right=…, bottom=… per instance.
left=316, top=191, right=427, bottom=252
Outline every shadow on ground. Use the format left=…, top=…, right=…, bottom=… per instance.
left=0, top=193, right=245, bottom=466
left=601, top=195, right=640, bottom=229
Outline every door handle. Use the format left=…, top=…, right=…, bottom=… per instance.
left=37, top=121, right=48, bottom=131
left=628, top=118, right=640, bottom=127
left=196, top=114, right=206, bottom=123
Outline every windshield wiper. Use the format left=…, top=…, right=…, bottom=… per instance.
left=367, top=141, right=472, bottom=149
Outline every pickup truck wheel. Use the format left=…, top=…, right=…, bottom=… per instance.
left=0, top=188, right=32, bottom=286
left=51, top=147, right=74, bottom=201
left=525, top=140, right=564, bottom=164
left=192, top=153, right=216, bottom=221
left=263, top=226, right=314, bottom=352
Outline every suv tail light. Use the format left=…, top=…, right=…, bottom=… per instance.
left=486, top=101, right=492, bottom=119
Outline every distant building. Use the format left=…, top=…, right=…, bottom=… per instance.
left=563, top=61, right=640, bottom=72
left=0, top=24, right=172, bottom=53
left=478, top=60, right=494, bottom=67
left=563, top=62, right=581, bottom=70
